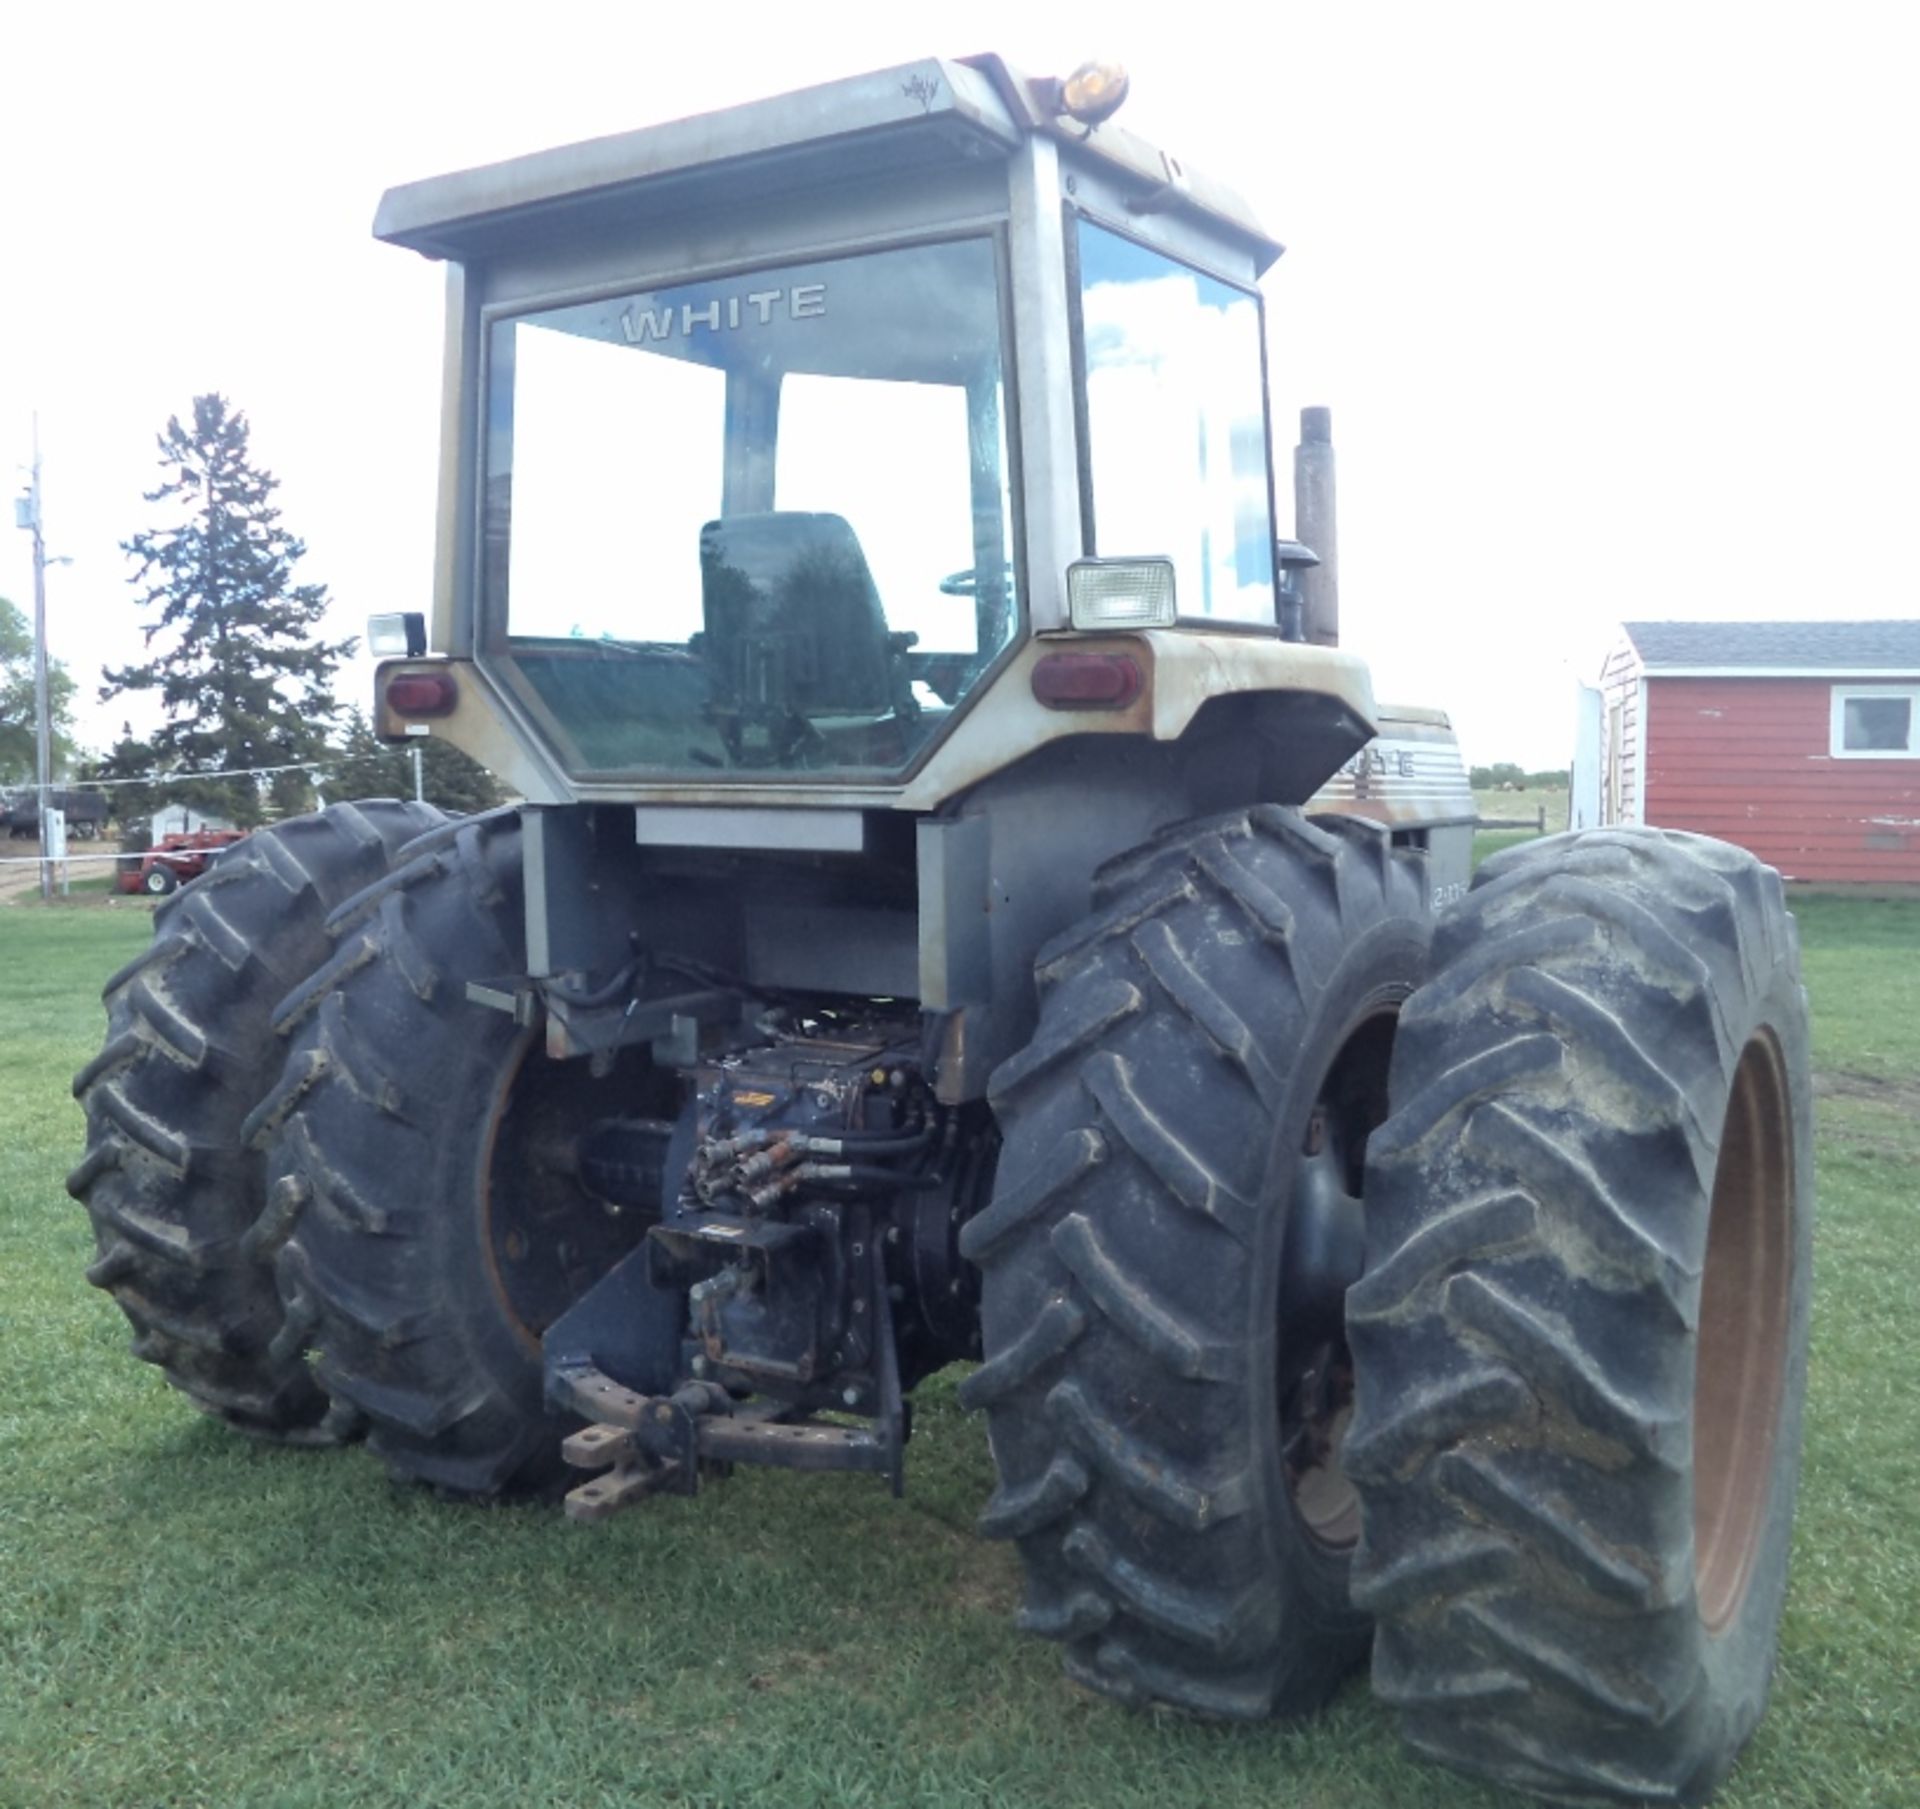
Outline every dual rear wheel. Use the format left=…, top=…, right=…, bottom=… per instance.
left=974, top=816, right=1811, bottom=1805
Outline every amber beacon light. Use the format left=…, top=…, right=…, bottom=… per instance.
left=1053, top=61, right=1130, bottom=127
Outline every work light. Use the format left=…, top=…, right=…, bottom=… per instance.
left=1066, top=557, right=1176, bottom=630
left=368, top=611, right=428, bottom=658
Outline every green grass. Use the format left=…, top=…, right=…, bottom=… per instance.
left=1471, top=787, right=1568, bottom=834
left=1470, top=787, right=1565, bottom=869
left=1471, top=827, right=1542, bottom=868
left=2, top=900, right=1917, bottom=1808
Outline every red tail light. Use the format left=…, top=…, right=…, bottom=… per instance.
left=385, top=671, right=458, bottom=718
left=1030, top=652, right=1143, bottom=711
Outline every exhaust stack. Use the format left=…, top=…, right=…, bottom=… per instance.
left=1294, top=406, right=1339, bottom=647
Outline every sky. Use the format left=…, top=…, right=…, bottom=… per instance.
left=2, top=0, right=1915, bottom=771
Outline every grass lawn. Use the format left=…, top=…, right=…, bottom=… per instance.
left=1470, top=790, right=1567, bottom=869
left=2, top=894, right=1916, bottom=1808
left=1471, top=787, right=1569, bottom=835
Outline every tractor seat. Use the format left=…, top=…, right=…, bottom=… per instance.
left=699, top=512, right=894, bottom=719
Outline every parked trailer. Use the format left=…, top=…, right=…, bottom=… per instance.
left=4, top=788, right=110, bottom=840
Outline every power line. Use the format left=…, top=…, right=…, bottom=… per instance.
left=44, top=759, right=341, bottom=790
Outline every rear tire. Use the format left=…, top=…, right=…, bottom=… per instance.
left=250, top=814, right=659, bottom=1496
left=966, top=806, right=1429, bottom=1718
left=68, top=800, right=446, bottom=1438
left=1347, top=828, right=1812, bottom=1805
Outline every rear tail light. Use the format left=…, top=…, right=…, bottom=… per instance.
left=384, top=671, right=458, bottom=718
left=1031, top=652, right=1143, bottom=710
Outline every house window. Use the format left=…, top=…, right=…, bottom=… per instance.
left=1830, top=685, right=1920, bottom=758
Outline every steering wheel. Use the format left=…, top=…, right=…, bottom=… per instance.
left=938, top=563, right=1014, bottom=598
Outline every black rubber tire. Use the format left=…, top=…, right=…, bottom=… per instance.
left=1346, top=828, right=1813, bottom=1805
left=964, top=805, right=1429, bottom=1719
left=68, top=799, right=447, bottom=1438
left=142, top=865, right=178, bottom=896
left=249, top=812, right=616, bottom=1497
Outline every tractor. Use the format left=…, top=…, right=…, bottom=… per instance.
left=113, top=826, right=250, bottom=896
left=71, top=55, right=1811, bottom=1807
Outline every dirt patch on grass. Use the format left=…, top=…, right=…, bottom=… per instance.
left=0, top=859, right=50, bottom=902
left=1814, top=1071, right=1920, bottom=1161
left=0, top=871, right=148, bottom=908
left=1814, top=1069, right=1920, bottom=1114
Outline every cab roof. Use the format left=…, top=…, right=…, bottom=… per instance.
left=373, top=53, right=1282, bottom=272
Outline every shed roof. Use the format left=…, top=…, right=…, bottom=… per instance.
left=1624, top=619, right=1920, bottom=673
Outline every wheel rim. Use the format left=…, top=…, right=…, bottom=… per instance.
left=1693, top=1029, right=1794, bottom=1635
left=1285, top=1348, right=1360, bottom=1549
left=480, top=1035, right=664, bottom=1351
left=1280, top=1007, right=1399, bottom=1553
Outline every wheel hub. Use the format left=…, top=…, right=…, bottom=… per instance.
left=1280, top=1130, right=1367, bottom=1358
left=1278, top=1008, right=1398, bottom=1554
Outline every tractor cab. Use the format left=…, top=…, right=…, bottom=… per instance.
left=370, top=56, right=1372, bottom=805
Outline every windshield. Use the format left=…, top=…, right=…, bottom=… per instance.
left=1076, top=220, right=1275, bottom=626
left=482, top=236, right=1019, bottom=776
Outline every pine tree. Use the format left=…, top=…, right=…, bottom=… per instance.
left=418, top=730, right=507, bottom=815
left=104, top=395, right=353, bottom=828
left=326, top=711, right=401, bottom=804
left=84, top=730, right=161, bottom=853
left=327, top=709, right=506, bottom=816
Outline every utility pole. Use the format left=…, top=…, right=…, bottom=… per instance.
left=13, top=417, right=55, bottom=901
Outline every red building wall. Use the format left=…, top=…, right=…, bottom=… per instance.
left=1643, top=677, right=1920, bottom=882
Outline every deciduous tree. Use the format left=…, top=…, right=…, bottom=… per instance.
left=0, top=596, right=78, bottom=784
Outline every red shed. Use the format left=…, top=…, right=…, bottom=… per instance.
left=1596, top=620, right=1920, bottom=882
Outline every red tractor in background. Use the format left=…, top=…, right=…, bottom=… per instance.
left=115, top=828, right=248, bottom=897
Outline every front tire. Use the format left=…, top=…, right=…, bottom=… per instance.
left=1346, top=828, right=1813, bottom=1804
left=142, top=865, right=178, bottom=896
left=965, top=806, right=1429, bottom=1718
